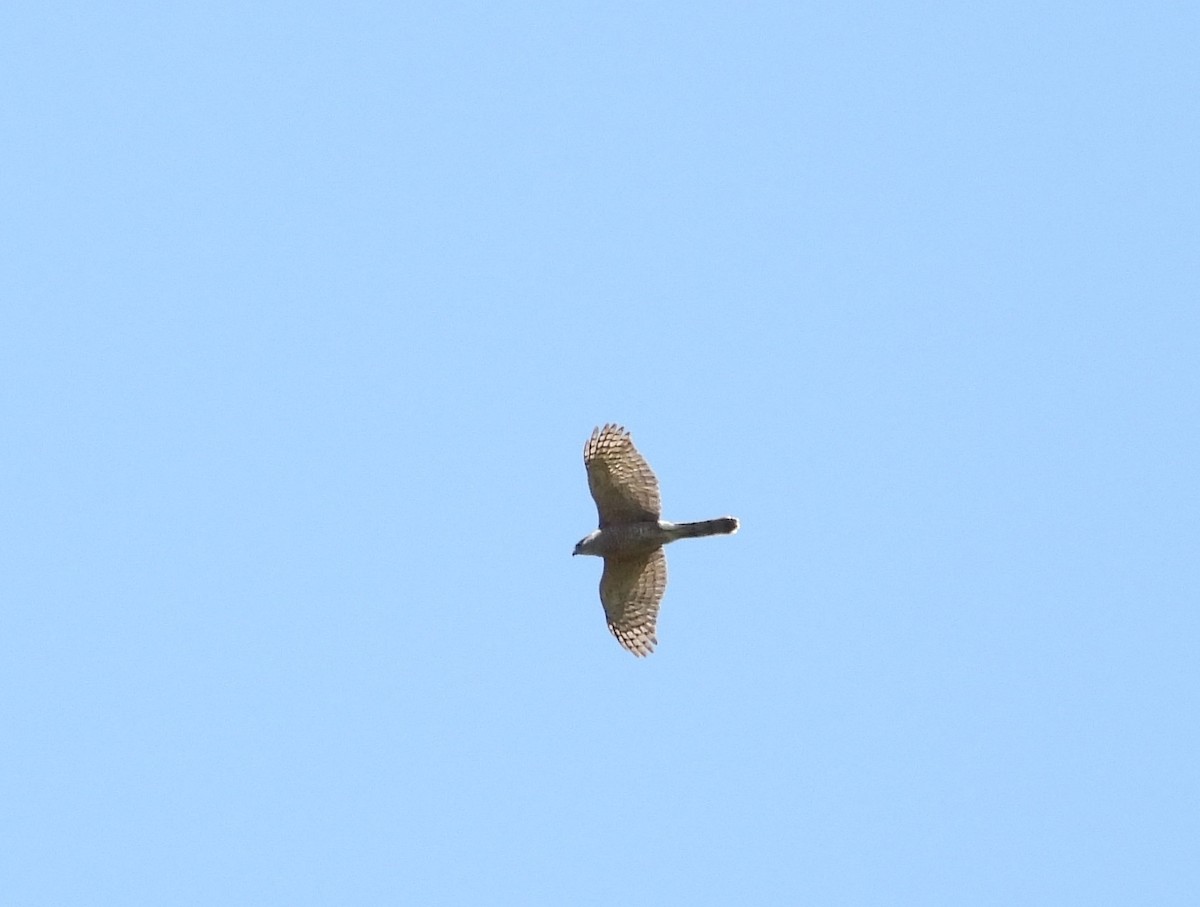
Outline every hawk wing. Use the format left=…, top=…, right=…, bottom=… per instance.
left=583, top=424, right=661, bottom=526
left=599, top=548, right=668, bottom=657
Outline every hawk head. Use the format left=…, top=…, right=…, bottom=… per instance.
left=573, top=530, right=602, bottom=557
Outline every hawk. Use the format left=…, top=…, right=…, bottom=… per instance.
left=573, top=424, right=739, bottom=656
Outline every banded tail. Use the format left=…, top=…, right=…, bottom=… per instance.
left=669, top=517, right=740, bottom=540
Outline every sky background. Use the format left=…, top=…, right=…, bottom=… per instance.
left=2, top=2, right=1198, bottom=904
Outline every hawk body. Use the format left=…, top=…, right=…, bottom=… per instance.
left=574, top=424, right=739, bottom=656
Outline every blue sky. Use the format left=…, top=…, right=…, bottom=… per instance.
left=2, top=2, right=1197, bottom=904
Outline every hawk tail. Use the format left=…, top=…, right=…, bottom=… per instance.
left=672, top=517, right=739, bottom=539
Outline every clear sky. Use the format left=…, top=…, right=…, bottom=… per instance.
left=3, top=2, right=1197, bottom=904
